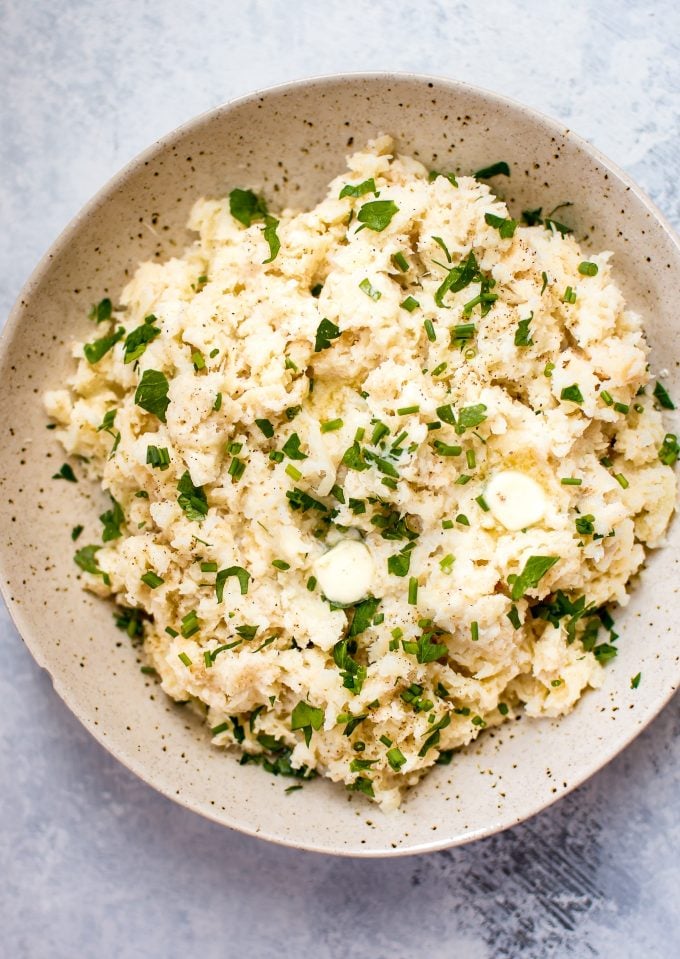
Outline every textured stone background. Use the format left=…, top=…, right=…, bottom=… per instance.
left=1, top=1, right=679, bottom=956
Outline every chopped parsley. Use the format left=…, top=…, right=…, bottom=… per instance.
left=387, top=551, right=411, bottom=577
left=434, top=250, right=479, bottom=309
left=653, top=381, right=675, bottom=410
left=348, top=597, right=381, bottom=637
left=229, top=188, right=267, bottom=227
left=339, top=178, right=377, bottom=199
left=84, top=326, right=124, bottom=364
left=262, top=216, right=280, bottom=263
left=631, top=672, right=641, bottom=689
left=52, top=463, right=77, bottom=482
left=509, top=555, right=559, bottom=601
left=314, top=318, right=341, bottom=352
left=455, top=404, right=487, bottom=434
left=282, top=432, right=307, bottom=460
left=291, top=701, right=325, bottom=746
left=123, top=315, right=160, bottom=364
left=89, top=297, right=112, bottom=324
left=575, top=514, right=596, bottom=535
left=484, top=212, right=517, bottom=239
left=99, top=496, right=124, bottom=541
left=356, top=199, right=398, bottom=232
left=71, top=524, right=84, bottom=541
left=176, top=471, right=208, bottom=521
left=474, top=161, right=510, bottom=178
left=514, top=313, right=534, bottom=347
left=560, top=384, right=584, bottom=405
left=134, top=369, right=170, bottom=422
left=255, top=418, right=275, bottom=439
left=215, top=565, right=250, bottom=601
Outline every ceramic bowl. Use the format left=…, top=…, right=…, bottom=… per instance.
left=1, top=74, right=678, bottom=856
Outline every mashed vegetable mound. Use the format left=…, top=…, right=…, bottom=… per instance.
left=45, top=136, right=677, bottom=808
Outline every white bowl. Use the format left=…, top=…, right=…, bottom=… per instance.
left=1, top=74, right=678, bottom=856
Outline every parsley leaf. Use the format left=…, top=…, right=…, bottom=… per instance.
left=52, top=463, right=77, bottom=482
left=560, top=384, right=584, bottom=405
left=291, top=700, right=325, bottom=746
left=99, top=496, right=124, bottom=542
left=484, top=212, right=517, bottom=239
left=84, top=326, right=125, bottom=364
left=387, top=551, right=411, bottom=577
left=474, top=161, right=510, bottom=178
left=135, top=369, right=170, bottom=422
left=229, top=188, right=267, bottom=227
left=434, top=251, right=479, bottom=308
left=348, top=597, right=381, bottom=636
left=215, top=566, right=250, bottom=602
left=356, top=200, right=398, bottom=232
left=339, top=178, right=377, bottom=199
left=282, top=433, right=307, bottom=460
left=514, top=313, right=534, bottom=347
left=333, top=639, right=367, bottom=695
left=123, top=315, right=160, bottom=364
left=89, top=298, right=112, bottom=323
left=509, top=556, right=559, bottom=601
left=176, top=470, right=208, bottom=521
left=314, top=318, right=341, bottom=352
left=262, top=216, right=280, bottom=263
left=455, top=404, right=487, bottom=434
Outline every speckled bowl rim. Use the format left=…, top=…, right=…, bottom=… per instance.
left=2, top=72, right=679, bottom=857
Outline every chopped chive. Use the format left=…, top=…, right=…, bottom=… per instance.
left=578, top=261, right=599, bottom=276
left=613, top=402, right=629, bottom=414
left=431, top=362, right=448, bottom=376
left=381, top=476, right=397, bottom=490
left=439, top=554, right=455, bottom=573
left=141, top=571, right=164, bottom=589
left=426, top=421, right=441, bottom=431
left=498, top=702, right=509, bottom=715
left=203, top=650, right=213, bottom=668
left=544, top=361, right=555, bottom=378
left=192, top=350, right=205, bottom=370
left=380, top=734, right=393, bottom=747
left=359, top=277, right=382, bottom=301
left=470, top=621, right=479, bottom=642
left=401, top=296, right=420, bottom=312
left=387, top=747, right=407, bottom=771
left=475, top=495, right=490, bottom=512
left=211, top=722, right=230, bottom=735
left=397, top=404, right=420, bottom=416
left=165, top=626, right=179, bottom=638
left=424, top=319, right=436, bottom=342
left=320, top=418, right=343, bottom=433
left=614, top=473, right=629, bottom=489
left=306, top=576, right=317, bottom=591
left=466, top=449, right=476, bottom=469
left=269, top=450, right=284, bottom=463
left=354, top=426, right=366, bottom=442
left=407, top=577, right=418, bottom=605
left=562, top=286, right=577, bottom=304
left=272, top=559, right=290, bottom=570
left=433, top=440, right=462, bottom=457
left=541, top=271, right=549, bottom=294
left=455, top=474, right=471, bottom=485
left=285, top=464, right=302, bottom=481
left=600, top=390, right=613, bottom=406
left=201, top=561, right=218, bottom=572
left=507, top=605, right=521, bottom=630
left=391, top=251, right=409, bottom=272
left=442, top=519, right=454, bottom=530
left=371, top=421, right=390, bottom=445
left=560, top=477, right=582, bottom=486
left=178, top=652, right=192, bottom=667
left=71, top=524, right=84, bottom=541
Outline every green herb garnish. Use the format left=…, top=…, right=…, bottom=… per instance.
left=135, top=369, right=170, bottom=422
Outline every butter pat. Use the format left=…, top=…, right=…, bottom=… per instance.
left=313, top=539, right=374, bottom=605
left=485, top=470, right=547, bottom=531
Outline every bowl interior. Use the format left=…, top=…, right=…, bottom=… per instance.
left=1, top=74, right=678, bottom=856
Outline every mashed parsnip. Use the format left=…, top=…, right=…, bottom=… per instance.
left=45, top=136, right=677, bottom=808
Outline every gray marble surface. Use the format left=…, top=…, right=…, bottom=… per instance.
left=2, top=1, right=679, bottom=956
